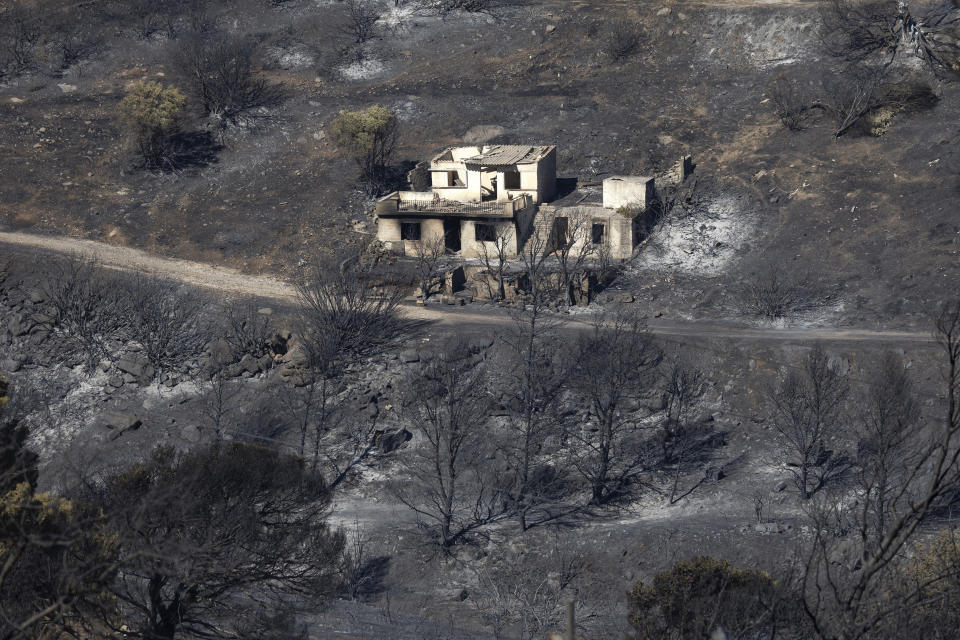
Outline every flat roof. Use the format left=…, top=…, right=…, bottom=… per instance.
left=462, top=145, right=553, bottom=167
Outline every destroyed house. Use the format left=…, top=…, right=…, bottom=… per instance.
left=375, top=145, right=685, bottom=263
left=376, top=145, right=555, bottom=258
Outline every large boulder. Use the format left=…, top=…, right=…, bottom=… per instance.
left=101, top=411, right=143, bottom=440
left=117, top=357, right=155, bottom=383
left=376, top=428, right=412, bottom=454
left=239, top=353, right=260, bottom=374
left=207, top=339, right=235, bottom=366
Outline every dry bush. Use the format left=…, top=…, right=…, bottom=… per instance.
left=769, top=72, right=811, bottom=131
left=866, top=79, right=940, bottom=135
left=330, top=105, right=399, bottom=195
left=222, top=301, right=273, bottom=360
left=823, top=66, right=882, bottom=137
left=118, top=274, right=211, bottom=377
left=604, top=20, right=643, bottom=62
left=415, top=0, right=501, bottom=14
left=740, top=267, right=822, bottom=320
left=0, top=1, right=43, bottom=76
left=341, top=0, right=383, bottom=45
left=819, top=0, right=960, bottom=77
left=175, top=34, right=282, bottom=128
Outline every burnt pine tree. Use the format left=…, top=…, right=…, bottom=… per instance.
left=91, top=443, right=344, bottom=640
left=570, top=309, right=662, bottom=505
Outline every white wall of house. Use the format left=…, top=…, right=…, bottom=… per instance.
left=459, top=219, right=518, bottom=258
left=602, top=176, right=653, bottom=210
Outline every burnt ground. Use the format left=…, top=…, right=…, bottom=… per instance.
left=1, top=0, right=959, bottom=327
left=1, top=249, right=952, bottom=639
left=3, top=0, right=960, bottom=636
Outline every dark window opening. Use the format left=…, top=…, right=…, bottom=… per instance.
left=448, top=171, right=463, bottom=187
left=475, top=223, right=497, bottom=242
left=444, top=218, right=461, bottom=253
left=592, top=223, right=605, bottom=245
left=548, top=216, right=568, bottom=253
left=503, top=171, right=521, bottom=190
left=401, top=222, right=421, bottom=241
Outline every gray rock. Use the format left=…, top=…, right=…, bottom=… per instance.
left=108, top=376, right=124, bottom=388
left=257, top=307, right=273, bottom=315
left=8, top=314, right=27, bottom=337
left=240, top=353, right=260, bottom=374
left=615, top=293, right=635, bottom=303
left=704, top=466, right=725, bottom=482
left=207, top=339, right=235, bottom=366
left=117, top=357, right=154, bottom=381
left=256, top=354, right=273, bottom=372
left=101, top=411, right=142, bottom=432
left=224, top=362, right=245, bottom=378
left=181, top=424, right=202, bottom=443
left=399, top=349, right=420, bottom=363
left=27, top=288, right=45, bottom=304
left=29, top=312, right=54, bottom=326
left=376, top=428, right=412, bottom=453
left=0, top=358, right=21, bottom=373
left=775, top=480, right=788, bottom=493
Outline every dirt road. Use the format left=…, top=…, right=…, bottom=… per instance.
left=0, top=230, right=936, bottom=346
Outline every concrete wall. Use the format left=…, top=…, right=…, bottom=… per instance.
left=459, top=218, right=518, bottom=259
left=536, top=147, right=557, bottom=202
left=602, top=176, right=653, bottom=210
left=376, top=217, right=445, bottom=255
left=378, top=217, right=402, bottom=243
left=532, top=205, right=635, bottom=262
left=606, top=214, right=634, bottom=261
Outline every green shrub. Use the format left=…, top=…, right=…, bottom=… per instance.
left=627, top=556, right=782, bottom=640
left=331, top=105, right=398, bottom=195
left=118, top=81, right=186, bottom=168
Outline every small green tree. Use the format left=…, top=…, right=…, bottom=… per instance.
left=627, top=556, right=787, bottom=640
left=1, top=392, right=119, bottom=640
left=118, top=80, right=186, bottom=169
left=331, top=105, right=398, bottom=195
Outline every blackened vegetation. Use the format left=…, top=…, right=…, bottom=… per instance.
left=769, top=0, right=954, bottom=137
left=5, top=247, right=960, bottom=637
left=392, top=306, right=727, bottom=549
left=768, top=346, right=851, bottom=500
left=175, top=34, right=284, bottom=130
left=769, top=73, right=818, bottom=131
left=820, top=0, right=960, bottom=76
left=625, top=303, right=960, bottom=640
left=740, top=266, right=824, bottom=320
left=603, top=20, right=645, bottom=62
left=87, top=444, right=344, bottom=640
left=39, top=256, right=212, bottom=375
left=394, top=342, right=509, bottom=548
